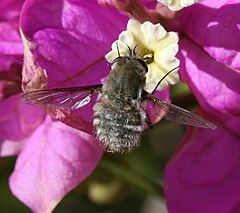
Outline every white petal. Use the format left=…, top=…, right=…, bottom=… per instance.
left=157, top=0, right=203, bottom=11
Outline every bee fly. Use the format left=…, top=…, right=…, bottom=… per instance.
left=20, top=46, right=217, bottom=153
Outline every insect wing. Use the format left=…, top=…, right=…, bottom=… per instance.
left=20, top=84, right=102, bottom=110
left=145, top=93, right=217, bottom=130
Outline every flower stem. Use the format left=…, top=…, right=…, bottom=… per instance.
left=98, top=157, right=164, bottom=198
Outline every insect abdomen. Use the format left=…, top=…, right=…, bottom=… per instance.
left=93, top=101, right=145, bottom=153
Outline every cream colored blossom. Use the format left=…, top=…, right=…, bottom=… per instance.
left=105, top=19, right=180, bottom=92
left=157, top=0, right=203, bottom=11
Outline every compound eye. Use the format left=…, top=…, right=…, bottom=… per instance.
left=137, top=59, right=148, bottom=72
left=113, top=56, right=123, bottom=64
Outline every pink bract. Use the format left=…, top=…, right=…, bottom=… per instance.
left=179, top=0, right=240, bottom=120
left=10, top=117, right=103, bottom=213
left=0, top=0, right=45, bottom=145
left=20, top=0, right=129, bottom=133
left=164, top=111, right=240, bottom=213
left=164, top=0, right=240, bottom=212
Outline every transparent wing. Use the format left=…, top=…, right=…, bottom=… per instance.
left=20, top=84, right=102, bottom=110
left=145, top=92, right=217, bottom=130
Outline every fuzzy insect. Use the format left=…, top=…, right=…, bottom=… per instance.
left=20, top=49, right=216, bottom=153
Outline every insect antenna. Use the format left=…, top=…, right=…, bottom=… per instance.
left=151, top=66, right=180, bottom=94
left=116, top=41, right=121, bottom=57
left=125, top=43, right=132, bottom=57
left=133, top=44, right=138, bottom=57
left=106, top=61, right=111, bottom=71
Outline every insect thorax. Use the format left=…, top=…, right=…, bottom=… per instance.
left=102, top=57, right=146, bottom=100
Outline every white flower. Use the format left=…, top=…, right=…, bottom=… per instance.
left=157, top=0, right=203, bottom=11
left=105, top=19, right=180, bottom=92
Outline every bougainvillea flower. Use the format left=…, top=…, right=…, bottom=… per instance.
left=3, top=0, right=237, bottom=212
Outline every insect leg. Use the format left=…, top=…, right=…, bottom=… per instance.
left=151, top=66, right=179, bottom=94
left=146, top=112, right=153, bottom=129
left=106, top=61, right=111, bottom=71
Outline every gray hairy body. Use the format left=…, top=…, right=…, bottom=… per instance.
left=93, top=56, right=147, bottom=153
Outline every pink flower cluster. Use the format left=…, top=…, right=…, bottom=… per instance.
left=0, top=0, right=239, bottom=212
